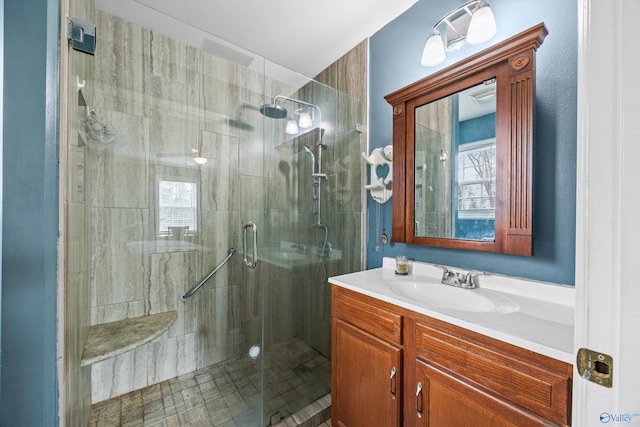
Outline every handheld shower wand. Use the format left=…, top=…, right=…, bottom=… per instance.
left=303, top=145, right=316, bottom=175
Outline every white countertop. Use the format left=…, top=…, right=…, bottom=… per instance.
left=329, top=257, right=575, bottom=364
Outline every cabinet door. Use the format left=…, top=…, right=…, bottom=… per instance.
left=413, top=361, right=553, bottom=427
left=332, top=319, right=402, bottom=427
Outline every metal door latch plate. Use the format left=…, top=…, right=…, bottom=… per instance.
left=577, top=347, right=613, bottom=388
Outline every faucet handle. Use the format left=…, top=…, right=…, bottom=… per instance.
left=438, top=265, right=452, bottom=279
left=463, top=271, right=485, bottom=288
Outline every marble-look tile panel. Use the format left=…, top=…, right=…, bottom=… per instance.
left=199, top=131, right=239, bottom=212
left=148, top=72, right=200, bottom=120
left=148, top=109, right=199, bottom=168
left=337, top=89, right=363, bottom=136
left=266, top=150, right=302, bottom=213
left=237, top=248, right=265, bottom=322
left=91, top=300, right=146, bottom=325
left=263, top=210, right=289, bottom=249
left=238, top=66, right=268, bottom=170
left=327, top=130, right=364, bottom=213
left=309, top=278, right=331, bottom=325
left=264, top=267, right=295, bottom=347
left=149, top=251, right=198, bottom=338
left=65, top=202, right=92, bottom=426
left=67, top=202, right=90, bottom=291
left=239, top=175, right=266, bottom=212
left=310, top=318, right=332, bottom=360
left=91, top=345, right=148, bottom=403
left=87, top=109, right=149, bottom=208
left=195, top=286, right=240, bottom=368
left=93, top=11, right=150, bottom=118
left=200, top=53, right=242, bottom=137
left=91, top=207, right=148, bottom=307
left=63, top=3, right=96, bottom=424
left=332, top=211, right=362, bottom=274
left=146, top=332, right=197, bottom=385
left=197, top=211, right=239, bottom=288
left=314, top=39, right=367, bottom=118
left=235, top=123, right=264, bottom=179
left=150, top=31, right=200, bottom=87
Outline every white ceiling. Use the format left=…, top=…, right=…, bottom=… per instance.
left=95, top=0, right=418, bottom=79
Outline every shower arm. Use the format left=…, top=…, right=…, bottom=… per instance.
left=272, top=95, right=322, bottom=126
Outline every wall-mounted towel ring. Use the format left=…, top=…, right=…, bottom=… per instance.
left=362, top=145, right=393, bottom=204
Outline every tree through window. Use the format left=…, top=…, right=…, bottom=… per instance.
left=457, top=139, right=496, bottom=217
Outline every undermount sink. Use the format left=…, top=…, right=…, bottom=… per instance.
left=387, top=280, right=519, bottom=314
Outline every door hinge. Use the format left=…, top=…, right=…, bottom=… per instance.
left=68, top=18, right=96, bottom=55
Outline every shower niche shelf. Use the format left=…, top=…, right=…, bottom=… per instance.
left=81, top=311, right=177, bottom=366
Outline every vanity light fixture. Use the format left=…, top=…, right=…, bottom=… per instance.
left=421, top=0, right=497, bottom=67
left=285, top=118, right=299, bottom=134
left=297, top=109, right=313, bottom=129
left=466, top=0, right=497, bottom=44
left=284, top=108, right=313, bottom=135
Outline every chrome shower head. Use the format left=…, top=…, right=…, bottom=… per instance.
left=259, top=103, right=288, bottom=119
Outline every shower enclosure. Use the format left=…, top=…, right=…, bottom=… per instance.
left=62, top=2, right=364, bottom=425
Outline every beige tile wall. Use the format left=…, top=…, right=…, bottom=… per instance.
left=62, top=0, right=96, bottom=424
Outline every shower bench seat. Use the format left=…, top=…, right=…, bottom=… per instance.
left=80, top=311, right=177, bottom=366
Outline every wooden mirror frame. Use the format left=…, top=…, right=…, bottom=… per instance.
left=385, top=23, right=548, bottom=256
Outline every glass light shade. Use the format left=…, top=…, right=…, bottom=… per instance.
left=467, top=2, right=497, bottom=45
left=421, top=32, right=446, bottom=67
left=193, top=156, right=208, bottom=165
left=285, top=119, right=299, bottom=134
left=298, top=112, right=313, bottom=129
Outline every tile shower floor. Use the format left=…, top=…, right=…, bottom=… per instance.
left=90, top=337, right=331, bottom=427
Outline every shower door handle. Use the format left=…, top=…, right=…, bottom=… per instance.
left=243, top=222, right=258, bottom=268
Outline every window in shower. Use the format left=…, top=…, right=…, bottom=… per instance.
left=158, top=179, right=198, bottom=235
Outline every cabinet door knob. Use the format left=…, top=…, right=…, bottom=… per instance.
left=416, top=381, right=423, bottom=418
left=389, top=366, right=397, bottom=400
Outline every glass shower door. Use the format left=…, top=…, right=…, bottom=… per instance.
left=64, top=3, right=363, bottom=426
left=258, top=73, right=364, bottom=424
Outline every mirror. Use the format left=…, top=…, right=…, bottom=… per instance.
left=385, top=23, right=548, bottom=256
left=414, top=79, right=497, bottom=241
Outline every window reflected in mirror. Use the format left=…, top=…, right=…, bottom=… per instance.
left=414, top=79, right=496, bottom=241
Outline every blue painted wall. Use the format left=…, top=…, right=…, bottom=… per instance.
left=368, top=0, right=577, bottom=285
left=459, top=113, right=495, bottom=144
left=1, top=0, right=60, bottom=425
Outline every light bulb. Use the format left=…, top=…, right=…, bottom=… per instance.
left=467, top=1, right=497, bottom=45
left=298, top=112, right=313, bottom=129
left=285, top=119, right=299, bottom=134
left=421, top=31, right=446, bottom=67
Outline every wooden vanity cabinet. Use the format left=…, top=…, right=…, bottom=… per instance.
left=332, top=287, right=403, bottom=427
left=409, top=317, right=572, bottom=426
left=332, top=286, right=573, bottom=427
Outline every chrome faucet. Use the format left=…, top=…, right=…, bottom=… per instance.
left=439, top=267, right=482, bottom=289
